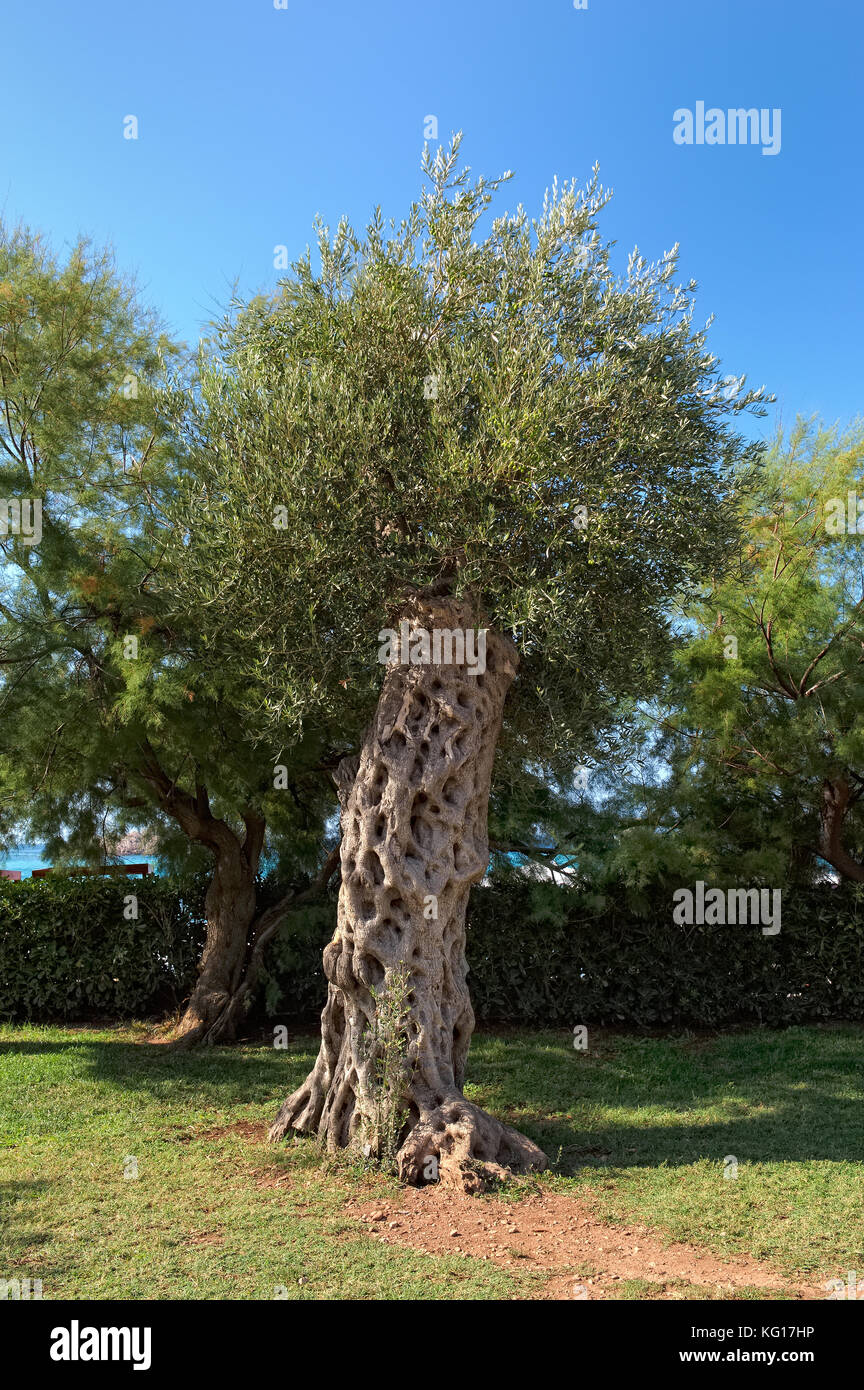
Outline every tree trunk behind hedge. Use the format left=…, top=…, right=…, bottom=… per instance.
left=168, top=825, right=262, bottom=1046
left=137, top=748, right=274, bottom=1049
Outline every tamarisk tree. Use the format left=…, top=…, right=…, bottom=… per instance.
left=169, top=137, right=767, bottom=1185
left=617, top=420, right=864, bottom=887
left=0, top=223, right=335, bottom=1047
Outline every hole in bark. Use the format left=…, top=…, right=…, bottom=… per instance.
left=373, top=817, right=385, bottom=840
left=389, top=729, right=406, bottom=750
left=442, top=778, right=460, bottom=805
left=410, top=757, right=424, bottom=784
left=431, top=679, right=443, bottom=692
left=409, top=695, right=428, bottom=731
left=476, top=674, right=485, bottom=688
left=360, top=897, right=376, bottom=920
left=362, top=850, right=384, bottom=885
left=414, top=792, right=428, bottom=805
left=369, top=766, right=387, bottom=805
left=364, top=956, right=385, bottom=989
left=430, top=722, right=440, bottom=737
left=410, top=816, right=431, bottom=849
left=389, top=895, right=406, bottom=915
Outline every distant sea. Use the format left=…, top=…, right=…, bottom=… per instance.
left=1, top=844, right=573, bottom=881
left=0, top=843, right=160, bottom=878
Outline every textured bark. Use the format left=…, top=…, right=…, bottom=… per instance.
left=170, top=833, right=261, bottom=1046
left=270, top=595, right=547, bottom=1191
left=136, top=743, right=270, bottom=1048
left=193, top=845, right=341, bottom=1046
left=817, top=777, right=864, bottom=883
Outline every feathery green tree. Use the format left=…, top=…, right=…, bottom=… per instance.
left=612, top=420, right=864, bottom=887
left=0, top=224, right=336, bottom=1047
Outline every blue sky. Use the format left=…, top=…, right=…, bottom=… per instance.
left=2, top=0, right=860, bottom=436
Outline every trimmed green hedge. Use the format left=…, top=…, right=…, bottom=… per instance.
left=0, top=874, right=208, bottom=1020
left=464, top=880, right=864, bottom=1028
left=3, top=873, right=864, bottom=1028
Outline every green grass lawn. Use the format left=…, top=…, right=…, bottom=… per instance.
left=1, top=1021, right=862, bottom=1299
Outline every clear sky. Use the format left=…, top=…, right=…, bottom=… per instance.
left=2, top=0, right=860, bottom=437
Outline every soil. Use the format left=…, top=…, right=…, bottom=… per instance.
left=344, top=1186, right=820, bottom=1300
left=203, top=1118, right=821, bottom=1299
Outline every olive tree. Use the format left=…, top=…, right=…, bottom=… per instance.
left=168, top=138, right=768, bottom=1186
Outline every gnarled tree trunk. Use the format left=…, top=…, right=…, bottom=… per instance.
left=269, top=595, right=547, bottom=1191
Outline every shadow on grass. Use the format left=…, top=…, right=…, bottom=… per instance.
left=3, top=1024, right=864, bottom=1170
left=0, top=1031, right=319, bottom=1115
left=467, top=1026, right=864, bottom=1172
left=0, top=1179, right=54, bottom=1260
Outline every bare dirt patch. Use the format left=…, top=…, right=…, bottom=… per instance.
left=345, top=1186, right=819, bottom=1300
left=185, top=1229, right=225, bottom=1247
left=196, top=1120, right=267, bottom=1143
